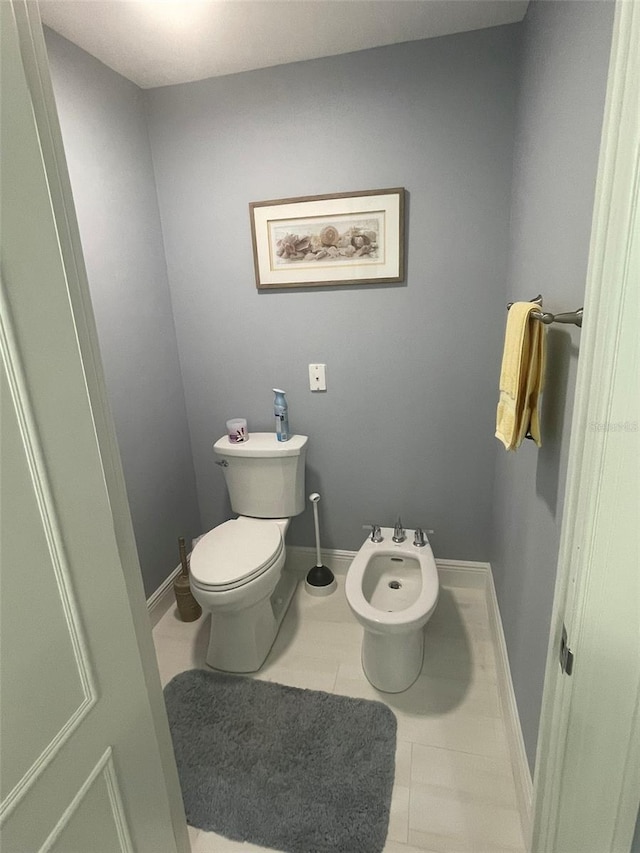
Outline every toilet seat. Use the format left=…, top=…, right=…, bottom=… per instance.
left=190, top=517, right=284, bottom=592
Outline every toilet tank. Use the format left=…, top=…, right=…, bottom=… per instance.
left=213, top=433, right=308, bottom=518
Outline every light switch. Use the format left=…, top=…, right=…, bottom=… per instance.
left=309, top=363, right=327, bottom=391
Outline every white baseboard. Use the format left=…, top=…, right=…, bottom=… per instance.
left=485, top=566, right=533, bottom=844
left=435, top=559, right=490, bottom=589
left=146, top=564, right=181, bottom=628
left=147, top=550, right=489, bottom=622
left=285, top=545, right=490, bottom=589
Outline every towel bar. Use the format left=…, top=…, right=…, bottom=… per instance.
left=506, top=294, right=583, bottom=328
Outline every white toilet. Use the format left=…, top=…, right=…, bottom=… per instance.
left=189, top=432, right=308, bottom=673
left=345, top=526, right=439, bottom=693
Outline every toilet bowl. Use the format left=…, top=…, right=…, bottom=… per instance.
left=190, top=516, right=296, bottom=673
left=345, top=527, right=439, bottom=693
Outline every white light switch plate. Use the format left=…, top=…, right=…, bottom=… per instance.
left=309, top=364, right=326, bottom=391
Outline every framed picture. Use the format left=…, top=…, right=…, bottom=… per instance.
left=249, top=188, right=405, bottom=289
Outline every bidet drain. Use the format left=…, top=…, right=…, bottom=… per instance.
left=389, top=580, right=402, bottom=590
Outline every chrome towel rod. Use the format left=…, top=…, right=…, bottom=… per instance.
left=506, top=294, right=583, bottom=328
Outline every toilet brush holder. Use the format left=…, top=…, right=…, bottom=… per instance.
left=305, top=493, right=337, bottom=597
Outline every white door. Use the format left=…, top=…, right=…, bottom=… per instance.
left=0, top=3, right=189, bottom=851
left=531, top=1, right=640, bottom=851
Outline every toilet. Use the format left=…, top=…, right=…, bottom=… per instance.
left=345, top=526, right=439, bottom=693
left=189, top=432, right=308, bottom=673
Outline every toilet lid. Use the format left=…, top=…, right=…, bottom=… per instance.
left=189, top=518, right=283, bottom=589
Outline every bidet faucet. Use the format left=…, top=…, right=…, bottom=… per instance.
left=392, top=517, right=405, bottom=543
left=413, top=528, right=426, bottom=547
left=363, top=524, right=383, bottom=543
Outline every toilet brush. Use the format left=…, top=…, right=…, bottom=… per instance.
left=305, top=493, right=337, bottom=596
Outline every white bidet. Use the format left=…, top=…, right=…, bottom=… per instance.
left=345, top=526, right=439, bottom=693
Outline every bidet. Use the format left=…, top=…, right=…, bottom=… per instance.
left=345, top=527, right=439, bottom=692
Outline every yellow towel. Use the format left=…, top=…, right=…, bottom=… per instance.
left=496, top=302, right=546, bottom=450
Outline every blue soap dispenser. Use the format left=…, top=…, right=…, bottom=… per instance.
left=273, top=388, right=290, bottom=442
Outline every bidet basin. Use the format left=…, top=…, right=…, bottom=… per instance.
left=362, top=553, right=423, bottom=612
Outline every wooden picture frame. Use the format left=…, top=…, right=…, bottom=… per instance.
left=249, top=188, right=405, bottom=289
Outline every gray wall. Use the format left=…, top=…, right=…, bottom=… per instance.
left=45, top=30, right=202, bottom=597
left=490, top=0, right=614, bottom=770
left=144, top=26, right=519, bottom=557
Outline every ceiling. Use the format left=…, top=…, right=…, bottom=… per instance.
left=39, top=0, right=528, bottom=89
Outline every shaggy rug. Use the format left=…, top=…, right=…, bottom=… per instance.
left=163, top=669, right=397, bottom=853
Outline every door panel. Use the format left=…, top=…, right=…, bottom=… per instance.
left=0, top=366, right=95, bottom=812
left=42, top=750, right=132, bottom=853
left=0, top=4, right=188, bottom=851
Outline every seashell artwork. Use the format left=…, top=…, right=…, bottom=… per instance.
left=271, top=218, right=381, bottom=267
left=250, top=188, right=404, bottom=289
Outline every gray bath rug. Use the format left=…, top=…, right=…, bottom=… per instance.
left=163, top=669, right=397, bottom=853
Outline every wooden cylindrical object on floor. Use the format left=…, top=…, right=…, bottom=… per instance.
left=173, top=536, right=202, bottom=622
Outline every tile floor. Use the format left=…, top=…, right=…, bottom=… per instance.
left=152, top=573, right=526, bottom=853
